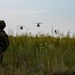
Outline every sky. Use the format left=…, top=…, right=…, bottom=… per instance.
left=0, top=0, right=75, bottom=36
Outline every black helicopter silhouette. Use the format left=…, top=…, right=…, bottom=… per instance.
left=54, top=30, right=57, bottom=34
left=18, top=26, right=26, bottom=30
left=35, top=22, right=43, bottom=27
left=54, top=29, right=59, bottom=34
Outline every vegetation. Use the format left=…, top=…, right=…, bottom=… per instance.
left=0, top=33, right=75, bottom=75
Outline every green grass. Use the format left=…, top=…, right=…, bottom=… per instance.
left=0, top=34, right=75, bottom=75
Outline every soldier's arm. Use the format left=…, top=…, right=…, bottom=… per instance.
left=2, top=32, right=10, bottom=52
left=4, top=34, right=10, bottom=49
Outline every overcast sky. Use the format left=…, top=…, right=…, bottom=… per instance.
left=0, top=0, right=75, bottom=36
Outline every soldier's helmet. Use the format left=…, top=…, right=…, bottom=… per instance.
left=0, top=20, right=6, bottom=29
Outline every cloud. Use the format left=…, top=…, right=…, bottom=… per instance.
left=0, top=0, right=4, bottom=3
left=0, top=9, right=48, bottom=17
left=0, top=0, right=8, bottom=4
left=0, top=0, right=9, bottom=2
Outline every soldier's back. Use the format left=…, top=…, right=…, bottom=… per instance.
left=0, top=20, right=9, bottom=63
left=0, top=29, right=9, bottom=52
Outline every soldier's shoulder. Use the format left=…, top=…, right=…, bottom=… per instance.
left=0, top=30, right=8, bottom=37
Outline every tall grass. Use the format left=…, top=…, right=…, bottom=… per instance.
left=0, top=34, right=75, bottom=75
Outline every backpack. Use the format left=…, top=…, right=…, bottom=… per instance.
left=0, top=30, right=9, bottom=52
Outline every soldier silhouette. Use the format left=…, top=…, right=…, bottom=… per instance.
left=0, top=20, right=10, bottom=63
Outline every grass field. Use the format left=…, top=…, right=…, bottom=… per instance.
left=0, top=33, right=75, bottom=75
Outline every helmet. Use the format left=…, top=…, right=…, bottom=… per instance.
left=0, top=20, right=6, bottom=29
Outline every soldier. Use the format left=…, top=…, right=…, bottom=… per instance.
left=0, top=20, right=10, bottom=63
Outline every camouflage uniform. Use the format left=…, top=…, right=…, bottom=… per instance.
left=0, top=20, right=9, bottom=62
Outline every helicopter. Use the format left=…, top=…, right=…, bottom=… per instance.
left=54, top=29, right=59, bottom=34
left=35, top=22, right=43, bottom=27
left=18, top=26, right=26, bottom=30
left=54, top=30, right=57, bottom=34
